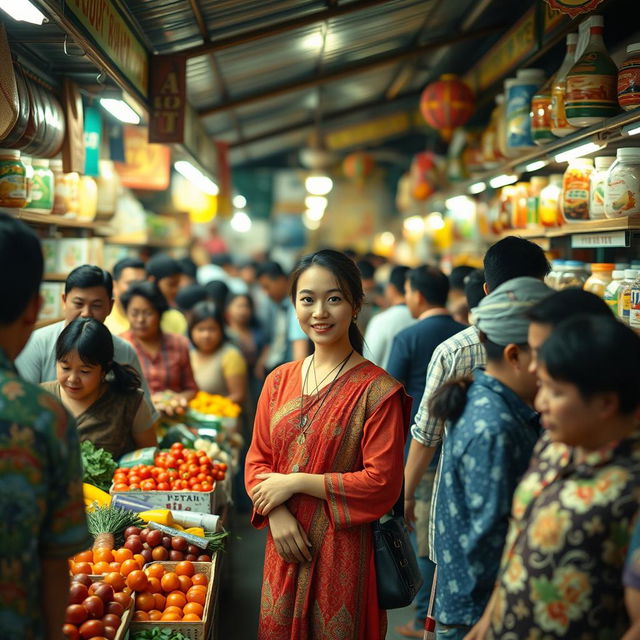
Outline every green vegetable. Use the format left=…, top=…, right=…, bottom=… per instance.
left=87, top=505, right=143, bottom=549
left=132, top=628, right=192, bottom=640
left=204, top=530, right=229, bottom=553
left=81, top=441, right=117, bottom=492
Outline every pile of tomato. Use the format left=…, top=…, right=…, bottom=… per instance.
left=112, top=443, right=227, bottom=493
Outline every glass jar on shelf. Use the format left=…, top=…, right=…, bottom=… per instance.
left=584, top=263, right=614, bottom=297
left=589, top=156, right=615, bottom=220
left=545, top=260, right=565, bottom=290
left=0, top=149, right=27, bottom=208
left=561, top=157, right=594, bottom=223
left=604, top=148, right=640, bottom=219
left=557, top=260, right=588, bottom=289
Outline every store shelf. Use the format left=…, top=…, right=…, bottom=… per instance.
left=43, top=273, right=69, bottom=281
left=3, top=208, right=114, bottom=235
left=106, top=235, right=190, bottom=249
left=35, top=316, right=63, bottom=329
left=545, top=214, right=640, bottom=237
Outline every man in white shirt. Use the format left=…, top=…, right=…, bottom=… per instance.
left=363, top=265, right=414, bottom=368
left=16, top=265, right=158, bottom=422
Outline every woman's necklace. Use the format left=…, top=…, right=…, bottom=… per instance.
left=298, top=350, right=353, bottom=445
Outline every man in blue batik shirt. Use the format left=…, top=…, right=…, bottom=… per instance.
left=429, top=277, right=550, bottom=640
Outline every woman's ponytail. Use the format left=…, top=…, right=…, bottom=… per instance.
left=349, top=320, right=364, bottom=356
left=109, top=362, right=142, bottom=394
left=428, top=376, right=473, bottom=426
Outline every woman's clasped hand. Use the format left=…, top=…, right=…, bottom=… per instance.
left=251, top=472, right=296, bottom=515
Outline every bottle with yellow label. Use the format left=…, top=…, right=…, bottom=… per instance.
left=0, top=149, right=27, bottom=208
left=551, top=33, right=578, bottom=137
left=618, top=269, right=639, bottom=325
left=561, top=157, right=593, bottom=223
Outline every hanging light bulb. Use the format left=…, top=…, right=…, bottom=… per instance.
left=305, top=175, right=333, bottom=196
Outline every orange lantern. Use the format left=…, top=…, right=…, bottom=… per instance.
left=411, top=151, right=437, bottom=200
left=343, top=152, right=375, bottom=183
left=420, top=74, right=475, bottom=141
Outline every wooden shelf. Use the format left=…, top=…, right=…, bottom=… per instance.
left=43, top=273, right=69, bottom=281
left=2, top=208, right=115, bottom=235
left=35, top=316, right=63, bottom=329
left=106, top=235, right=189, bottom=249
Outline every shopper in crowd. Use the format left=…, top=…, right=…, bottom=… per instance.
left=237, top=258, right=271, bottom=326
left=403, top=237, right=550, bottom=558
left=256, top=260, right=310, bottom=376
left=463, top=269, right=487, bottom=321
left=448, top=265, right=476, bottom=325
left=146, top=253, right=189, bottom=333
left=356, top=258, right=379, bottom=333
left=385, top=265, right=465, bottom=638
left=468, top=314, right=640, bottom=639
left=204, top=279, right=231, bottom=309
left=120, top=281, right=198, bottom=415
left=177, top=256, right=198, bottom=288
left=104, top=257, right=146, bottom=335
left=16, top=264, right=158, bottom=423
left=363, top=265, right=414, bottom=368
left=624, top=518, right=640, bottom=640
left=245, top=249, right=409, bottom=639
left=198, top=253, right=249, bottom=295
left=430, top=277, right=550, bottom=639
left=42, top=317, right=156, bottom=458
left=188, top=301, right=247, bottom=404
left=0, top=213, right=91, bottom=639
left=175, top=283, right=209, bottom=321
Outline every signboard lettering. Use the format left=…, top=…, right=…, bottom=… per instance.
left=571, top=230, right=628, bottom=248
left=149, top=56, right=187, bottom=143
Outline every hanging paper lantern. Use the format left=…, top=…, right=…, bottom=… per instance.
left=343, top=152, right=375, bottom=182
left=410, top=151, right=438, bottom=201
left=420, top=74, right=475, bottom=141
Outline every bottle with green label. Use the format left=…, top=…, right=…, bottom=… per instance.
left=25, top=159, right=54, bottom=214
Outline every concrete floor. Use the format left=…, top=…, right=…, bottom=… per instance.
left=218, top=511, right=418, bottom=639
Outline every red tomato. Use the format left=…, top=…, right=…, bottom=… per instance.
left=113, top=473, right=128, bottom=484
left=114, top=467, right=128, bottom=475
left=65, top=604, right=88, bottom=625
left=139, top=467, right=151, bottom=480
left=112, top=483, right=129, bottom=492
left=215, top=471, right=225, bottom=480
left=200, top=482, right=212, bottom=492
left=157, top=482, right=170, bottom=491
left=192, top=483, right=202, bottom=491
left=128, top=483, right=140, bottom=490
left=157, top=471, right=169, bottom=483
left=150, top=467, right=161, bottom=478
left=218, top=463, right=228, bottom=471
left=165, top=455, right=177, bottom=468
left=140, top=479, right=157, bottom=491
left=170, top=442, right=184, bottom=451
left=62, top=623, right=80, bottom=639
left=78, top=619, right=104, bottom=639
left=128, top=475, right=141, bottom=485
left=168, top=469, right=178, bottom=480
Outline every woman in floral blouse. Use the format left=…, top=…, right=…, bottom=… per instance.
left=468, top=314, right=640, bottom=640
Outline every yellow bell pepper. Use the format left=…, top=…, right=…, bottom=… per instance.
left=185, top=527, right=205, bottom=537
left=83, top=483, right=111, bottom=507
left=138, top=509, right=175, bottom=527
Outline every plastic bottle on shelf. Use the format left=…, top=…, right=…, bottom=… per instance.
left=545, top=259, right=565, bottom=289
left=512, top=181, right=530, bottom=229
left=558, top=260, right=589, bottom=289
left=617, top=43, right=640, bottom=111
left=561, top=157, right=594, bottom=222
left=25, top=159, right=54, bottom=214
left=527, top=176, right=548, bottom=226
left=604, top=148, right=640, bottom=219
left=481, top=95, right=505, bottom=168
left=539, top=174, right=564, bottom=227
left=0, top=149, right=27, bottom=208
left=505, top=69, right=546, bottom=156
left=589, top=156, right=616, bottom=220
left=77, top=175, right=98, bottom=221
left=494, top=94, right=508, bottom=159
left=22, top=156, right=33, bottom=206
left=565, top=15, right=619, bottom=127
left=604, top=269, right=625, bottom=315
left=551, top=33, right=579, bottom=137
left=631, top=271, right=640, bottom=330
left=531, top=75, right=555, bottom=145
left=498, top=185, right=516, bottom=231
left=584, top=263, right=614, bottom=297
left=618, top=269, right=639, bottom=324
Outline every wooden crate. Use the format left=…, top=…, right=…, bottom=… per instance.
left=129, top=558, right=218, bottom=640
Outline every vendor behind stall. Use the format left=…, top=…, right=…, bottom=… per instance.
left=42, top=317, right=157, bottom=458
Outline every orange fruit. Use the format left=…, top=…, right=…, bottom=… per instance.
left=175, top=561, right=195, bottom=577
left=121, top=559, right=140, bottom=576
left=191, top=573, right=208, bottom=586
left=153, top=593, right=166, bottom=610
left=162, top=606, right=183, bottom=616
left=103, top=572, right=126, bottom=592
left=160, top=572, right=180, bottom=593
left=135, top=591, right=155, bottom=612
left=133, top=610, right=150, bottom=621
left=127, top=569, right=149, bottom=592
left=145, top=563, right=165, bottom=579
left=161, top=612, right=182, bottom=621
left=133, top=553, right=146, bottom=568
left=72, top=561, right=93, bottom=575
left=147, top=577, right=161, bottom=594
left=182, top=613, right=202, bottom=621
left=166, top=591, right=187, bottom=609
left=74, top=550, right=93, bottom=563
left=183, top=602, right=204, bottom=617
left=148, top=609, right=163, bottom=621
left=109, top=562, right=122, bottom=572
left=186, top=587, right=206, bottom=605
left=113, top=548, right=134, bottom=563
left=93, top=548, right=114, bottom=564
left=113, top=591, right=132, bottom=609
left=177, top=575, right=192, bottom=592
left=93, top=561, right=111, bottom=575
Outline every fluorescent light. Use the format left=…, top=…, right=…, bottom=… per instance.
left=622, top=122, right=640, bottom=137
left=379, top=231, right=395, bottom=247
left=174, top=161, right=219, bottom=195
left=553, top=141, right=604, bottom=163
left=304, top=208, right=325, bottom=222
left=426, top=212, right=445, bottom=231
left=446, top=195, right=471, bottom=210
left=232, top=195, right=247, bottom=209
left=99, top=98, right=140, bottom=125
left=489, top=174, right=519, bottom=189
left=305, top=175, right=333, bottom=196
left=302, top=215, right=321, bottom=231
left=230, top=211, right=252, bottom=233
left=468, top=181, right=486, bottom=194
left=525, top=160, right=548, bottom=172
left=403, top=215, right=425, bottom=234
left=304, top=195, right=328, bottom=211
left=0, top=0, right=47, bottom=24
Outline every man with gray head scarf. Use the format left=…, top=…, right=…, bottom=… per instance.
left=426, top=276, right=551, bottom=639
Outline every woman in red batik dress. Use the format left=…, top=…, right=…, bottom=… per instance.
left=245, top=249, right=410, bottom=640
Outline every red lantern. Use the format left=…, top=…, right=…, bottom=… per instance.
left=343, top=152, right=375, bottom=183
left=411, top=152, right=437, bottom=201
left=420, top=74, right=475, bottom=141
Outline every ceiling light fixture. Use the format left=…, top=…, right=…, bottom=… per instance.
left=622, top=122, right=640, bottom=137
left=0, top=0, right=47, bottom=24
left=524, top=160, right=548, bottom=172
left=232, top=195, right=247, bottom=209
left=445, top=195, right=471, bottom=210
left=230, top=210, right=252, bottom=233
left=99, top=98, right=141, bottom=125
left=489, top=174, right=519, bottom=189
left=403, top=215, right=425, bottom=234
left=304, top=195, right=328, bottom=211
left=553, top=140, right=605, bottom=163
left=304, top=208, right=325, bottom=222
left=426, top=212, right=445, bottom=231
left=305, top=175, right=333, bottom=196
left=468, top=181, right=486, bottom=194
left=174, top=161, right=219, bottom=195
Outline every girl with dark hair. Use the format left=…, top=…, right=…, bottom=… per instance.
left=119, top=281, right=198, bottom=415
left=245, top=249, right=410, bottom=639
left=41, top=317, right=157, bottom=458
left=188, top=301, right=247, bottom=404
left=472, top=315, right=640, bottom=640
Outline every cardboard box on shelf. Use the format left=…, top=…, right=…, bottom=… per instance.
left=41, top=238, right=60, bottom=274
left=39, top=283, right=63, bottom=320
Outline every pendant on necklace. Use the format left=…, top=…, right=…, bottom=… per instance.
left=292, top=464, right=300, bottom=473
left=297, top=432, right=306, bottom=445
left=300, top=415, right=308, bottom=428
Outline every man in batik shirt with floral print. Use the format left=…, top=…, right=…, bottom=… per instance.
left=0, top=213, right=91, bottom=639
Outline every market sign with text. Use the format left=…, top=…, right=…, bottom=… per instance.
left=114, top=125, right=170, bottom=190
left=149, top=56, right=186, bottom=144
left=65, top=0, right=148, bottom=98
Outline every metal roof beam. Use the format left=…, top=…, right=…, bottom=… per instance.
left=178, top=0, right=396, bottom=59
left=199, top=23, right=505, bottom=118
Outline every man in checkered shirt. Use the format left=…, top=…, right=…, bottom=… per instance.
left=403, top=237, right=550, bottom=569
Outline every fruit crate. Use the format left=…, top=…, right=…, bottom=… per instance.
left=109, top=484, right=218, bottom=514
left=130, top=558, right=218, bottom=640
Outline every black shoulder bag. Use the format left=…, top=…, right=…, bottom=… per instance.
left=372, top=489, right=424, bottom=609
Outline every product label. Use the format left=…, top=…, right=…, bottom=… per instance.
left=605, top=170, right=640, bottom=218
left=531, top=96, right=554, bottom=142
left=506, top=84, right=538, bottom=148
left=589, top=174, right=606, bottom=217
left=604, top=283, right=621, bottom=314
left=562, top=184, right=590, bottom=220
left=618, top=55, right=640, bottom=110
left=551, top=84, right=577, bottom=134
left=0, top=163, right=27, bottom=205
left=25, top=173, right=53, bottom=211
left=621, top=288, right=632, bottom=322
left=630, top=288, right=640, bottom=329
left=566, top=71, right=619, bottom=120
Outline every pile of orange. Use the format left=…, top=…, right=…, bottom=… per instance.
left=131, top=561, right=208, bottom=622
left=69, top=546, right=146, bottom=576
left=189, top=391, right=241, bottom=418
